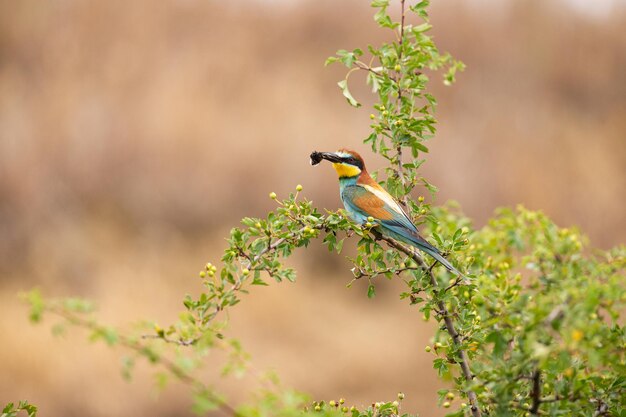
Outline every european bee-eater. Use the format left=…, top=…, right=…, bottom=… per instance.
left=310, top=149, right=462, bottom=276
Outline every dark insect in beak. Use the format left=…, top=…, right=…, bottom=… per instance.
left=310, top=151, right=323, bottom=166
left=310, top=151, right=343, bottom=165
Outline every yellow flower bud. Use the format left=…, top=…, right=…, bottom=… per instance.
left=269, top=192, right=277, bottom=200
left=296, top=184, right=303, bottom=191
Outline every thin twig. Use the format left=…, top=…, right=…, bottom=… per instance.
left=530, top=369, right=541, bottom=414
left=395, top=0, right=410, bottom=208
left=49, top=306, right=238, bottom=416
left=354, top=61, right=383, bottom=76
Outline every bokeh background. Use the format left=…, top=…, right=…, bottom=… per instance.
left=1, top=0, right=624, bottom=416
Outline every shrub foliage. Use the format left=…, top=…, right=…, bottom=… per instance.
left=15, top=1, right=624, bottom=416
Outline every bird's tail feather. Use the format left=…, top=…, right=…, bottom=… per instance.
left=401, top=229, right=464, bottom=277
left=382, top=225, right=466, bottom=278
left=416, top=242, right=463, bottom=277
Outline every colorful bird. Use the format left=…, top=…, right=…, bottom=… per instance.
left=310, top=148, right=462, bottom=276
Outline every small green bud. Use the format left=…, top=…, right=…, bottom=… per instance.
left=369, top=113, right=376, bottom=120
left=382, top=110, right=389, bottom=117
left=199, top=271, right=206, bottom=278
left=242, top=268, right=250, bottom=276
left=205, top=262, right=213, bottom=270
left=339, top=398, right=345, bottom=405
left=425, top=345, right=431, bottom=352
left=364, top=222, right=373, bottom=228
left=394, top=64, right=401, bottom=71
left=463, top=291, right=470, bottom=298
left=445, top=392, right=455, bottom=400
left=435, top=342, right=443, bottom=349
left=461, top=403, right=467, bottom=408
left=269, top=192, right=277, bottom=200
left=397, top=392, right=405, bottom=400
left=392, top=400, right=399, bottom=407
left=374, top=402, right=381, bottom=408
left=207, top=270, right=215, bottom=277
left=314, top=405, right=321, bottom=412
left=329, top=400, right=336, bottom=407
left=296, top=184, right=303, bottom=191
left=418, top=196, right=425, bottom=202
left=475, top=315, right=481, bottom=322
left=341, top=407, right=349, bottom=413
left=443, top=401, right=451, bottom=408
left=394, top=120, right=402, bottom=126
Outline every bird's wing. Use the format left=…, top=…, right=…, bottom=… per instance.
left=341, top=184, right=417, bottom=232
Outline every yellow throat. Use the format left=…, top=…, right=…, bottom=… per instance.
left=332, top=162, right=361, bottom=178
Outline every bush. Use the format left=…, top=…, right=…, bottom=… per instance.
left=17, top=1, right=624, bottom=416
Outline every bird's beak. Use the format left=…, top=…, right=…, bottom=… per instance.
left=310, top=151, right=342, bottom=165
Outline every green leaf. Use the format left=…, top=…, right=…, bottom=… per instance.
left=485, top=331, right=507, bottom=358
left=337, top=80, right=361, bottom=107
left=371, top=0, right=389, bottom=7
left=367, top=284, right=376, bottom=298
left=413, top=141, right=429, bottom=153
left=191, top=391, right=220, bottom=415
left=412, top=23, right=432, bottom=33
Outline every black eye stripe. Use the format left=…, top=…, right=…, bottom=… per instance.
left=341, top=156, right=363, bottom=169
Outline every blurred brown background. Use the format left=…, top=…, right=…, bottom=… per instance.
left=1, top=0, right=624, bottom=416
